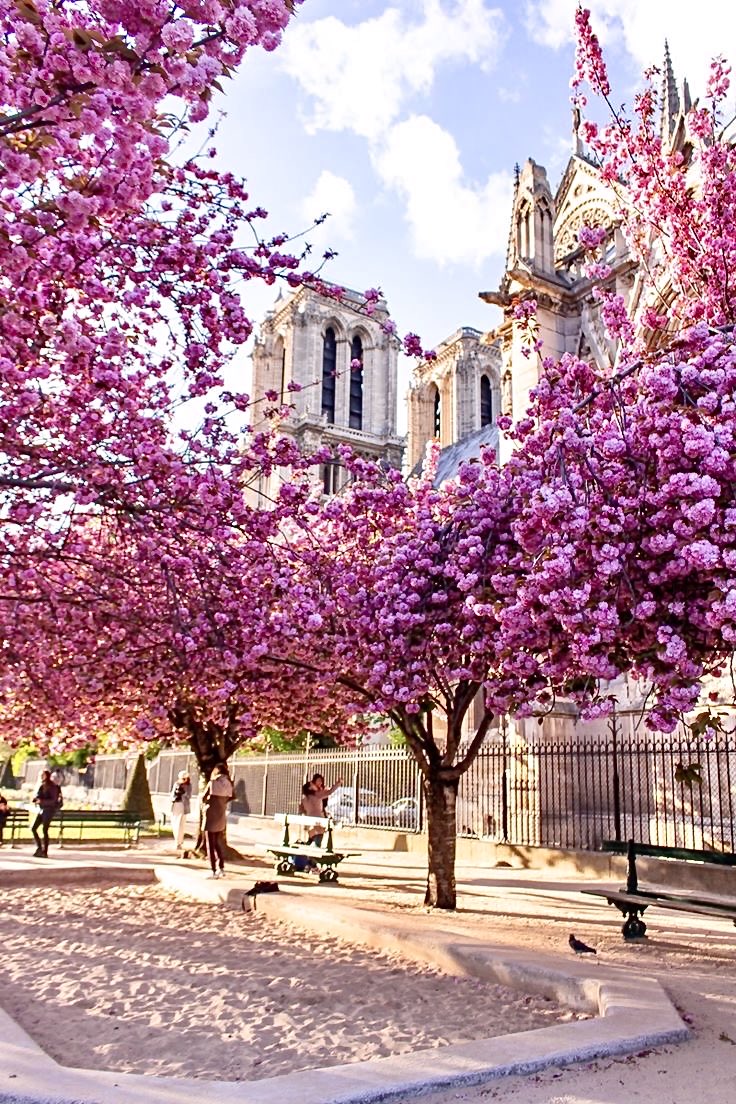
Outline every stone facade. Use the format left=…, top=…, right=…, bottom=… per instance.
left=410, top=46, right=692, bottom=473
left=406, top=151, right=631, bottom=471
left=480, top=151, right=634, bottom=464
left=249, top=285, right=404, bottom=504
left=406, top=327, right=502, bottom=474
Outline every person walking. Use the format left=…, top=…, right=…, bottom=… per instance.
left=31, top=770, right=63, bottom=857
left=170, top=770, right=192, bottom=854
left=0, top=793, right=8, bottom=845
left=201, top=764, right=233, bottom=878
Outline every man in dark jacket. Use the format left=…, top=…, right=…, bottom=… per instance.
left=31, top=770, right=62, bottom=857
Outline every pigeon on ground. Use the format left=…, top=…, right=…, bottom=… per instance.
left=569, top=933, right=597, bottom=955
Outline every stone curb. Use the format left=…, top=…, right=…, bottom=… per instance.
left=0, top=865, right=690, bottom=1104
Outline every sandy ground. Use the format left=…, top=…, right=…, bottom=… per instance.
left=3, top=840, right=736, bottom=1102
left=229, top=850, right=736, bottom=1104
left=364, top=868, right=736, bottom=1104
left=0, top=882, right=580, bottom=1082
left=391, top=950, right=736, bottom=1104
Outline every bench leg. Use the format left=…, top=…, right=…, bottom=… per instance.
left=611, top=901, right=648, bottom=940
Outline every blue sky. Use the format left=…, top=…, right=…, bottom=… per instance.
left=207, top=0, right=735, bottom=417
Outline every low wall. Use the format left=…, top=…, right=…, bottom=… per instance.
left=235, top=814, right=736, bottom=896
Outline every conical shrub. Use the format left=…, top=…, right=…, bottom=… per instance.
left=0, top=757, right=15, bottom=790
left=121, top=754, right=155, bottom=822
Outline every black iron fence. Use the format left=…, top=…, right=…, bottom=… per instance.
left=458, top=733, right=735, bottom=852
left=16, top=725, right=736, bottom=854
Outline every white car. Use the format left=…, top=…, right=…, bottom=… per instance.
left=326, top=786, right=394, bottom=825
left=391, top=796, right=419, bottom=829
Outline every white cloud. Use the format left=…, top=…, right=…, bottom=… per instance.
left=524, top=0, right=736, bottom=92
left=301, top=170, right=357, bottom=241
left=539, top=125, right=578, bottom=183
left=280, top=1, right=507, bottom=141
left=497, top=85, right=522, bottom=103
left=374, top=115, right=512, bottom=267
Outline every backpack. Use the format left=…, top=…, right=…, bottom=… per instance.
left=242, top=881, right=280, bottom=912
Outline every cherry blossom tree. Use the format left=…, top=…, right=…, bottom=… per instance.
left=500, top=10, right=736, bottom=733
left=1, top=0, right=305, bottom=680
left=234, top=449, right=535, bottom=909
left=0, top=0, right=436, bottom=791
left=7, top=3, right=736, bottom=913
left=1, top=439, right=318, bottom=764
left=0, top=0, right=335, bottom=790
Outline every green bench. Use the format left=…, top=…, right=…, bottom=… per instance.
left=267, top=813, right=359, bottom=883
left=2, top=807, right=142, bottom=848
left=56, top=809, right=142, bottom=847
left=1, top=808, right=30, bottom=846
left=582, top=839, right=736, bottom=939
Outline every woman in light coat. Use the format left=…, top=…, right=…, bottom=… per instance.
left=170, top=771, right=192, bottom=854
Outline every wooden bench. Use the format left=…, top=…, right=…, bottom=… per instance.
left=267, top=813, right=359, bottom=883
left=56, top=810, right=143, bottom=848
left=582, top=839, right=736, bottom=939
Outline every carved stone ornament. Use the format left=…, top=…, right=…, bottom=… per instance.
left=501, top=371, right=513, bottom=416
left=554, top=201, right=613, bottom=263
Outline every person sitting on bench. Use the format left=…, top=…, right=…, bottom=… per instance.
left=299, top=774, right=342, bottom=844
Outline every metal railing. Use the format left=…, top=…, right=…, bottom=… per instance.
left=14, top=722, right=736, bottom=853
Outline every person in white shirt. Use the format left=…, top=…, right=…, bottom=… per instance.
left=170, top=771, right=192, bottom=854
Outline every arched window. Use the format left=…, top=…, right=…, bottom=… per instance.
left=516, top=201, right=530, bottom=259
left=432, top=385, right=441, bottom=437
left=349, top=335, right=363, bottom=430
left=321, top=327, right=336, bottom=422
left=537, top=199, right=551, bottom=270
left=480, top=374, right=493, bottom=427
left=502, top=371, right=513, bottom=417
left=322, top=458, right=340, bottom=496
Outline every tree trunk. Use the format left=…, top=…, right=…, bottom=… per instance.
left=394, top=692, right=492, bottom=911
left=423, top=771, right=459, bottom=909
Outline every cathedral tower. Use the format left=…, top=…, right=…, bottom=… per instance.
left=250, top=286, right=404, bottom=503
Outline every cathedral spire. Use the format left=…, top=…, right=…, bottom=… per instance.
left=505, top=164, right=521, bottom=270
left=572, top=102, right=584, bottom=156
left=660, top=40, right=681, bottom=142
left=681, top=76, right=692, bottom=115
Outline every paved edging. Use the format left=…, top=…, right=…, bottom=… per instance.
left=0, top=864, right=689, bottom=1104
left=0, top=864, right=155, bottom=889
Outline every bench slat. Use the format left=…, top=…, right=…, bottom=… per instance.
left=583, top=888, right=736, bottom=921
left=603, top=840, right=736, bottom=865
left=59, top=811, right=141, bottom=821
left=273, top=814, right=329, bottom=828
left=267, top=847, right=358, bottom=861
